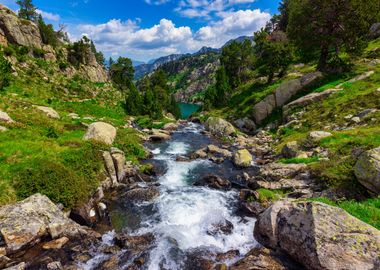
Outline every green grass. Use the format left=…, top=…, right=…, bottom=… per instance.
left=256, top=188, right=286, bottom=204
left=309, top=197, right=380, bottom=230
left=0, top=54, right=147, bottom=208
left=279, top=156, right=319, bottom=164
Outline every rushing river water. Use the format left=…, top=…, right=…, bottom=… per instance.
left=84, top=123, right=257, bottom=269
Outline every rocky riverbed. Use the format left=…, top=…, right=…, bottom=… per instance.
left=0, top=120, right=379, bottom=270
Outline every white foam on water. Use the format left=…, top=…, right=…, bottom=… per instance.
left=166, top=141, right=189, bottom=155
left=151, top=148, right=161, bottom=155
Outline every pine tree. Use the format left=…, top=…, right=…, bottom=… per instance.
left=287, top=0, right=379, bottom=71
left=16, top=0, right=37, bottom=21
left=125, top=84, right=142, bottom=116
left=214, top=66, right=230, bottom=107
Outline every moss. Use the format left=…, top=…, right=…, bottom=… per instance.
left=279, top=156, right=319, bottom=164
left=309, top=197, right=380, bottom=229
left=257, top=188, right=286, bottom=204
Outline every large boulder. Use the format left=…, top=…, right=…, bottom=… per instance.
left=274, top=79, right=302, bottom=107
left=254, top=200, right=380, bottom=270
left=0, top=194, right=86, bottom=255
left=34, top=106, right=60, bottom=119
left=83, top=122, right=117, bottom=145
left=0, top=111, right=14, bottom=123
left=205, top=117, right=236, bottom=137
left=252, top=94, right=276, bottom=124
left=0, top=5, right=43, bottom=48
left=354, top=147, right=380, bottom=194
left=233, top=149, right=253, bottom=168
left=234, top=117, right=256, bottom=134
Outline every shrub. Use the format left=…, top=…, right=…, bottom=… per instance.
left=0, top=52, right=11, bottom=91
left=15, top=142, right=105, bottom=208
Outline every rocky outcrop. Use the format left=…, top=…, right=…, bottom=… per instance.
left=233, top=149, right=253, bottom=168
left=148, top=129, right=171, bottom=142
left=252, top=72, right=323, bottom=124
left=354, top=147, right=380, bottom=194
left=163, top=122, right=178, bottom=131
left=283, top=88, right=342, bottom=117
left=254, top=200, right=380, bottom=270
left=83, top=122, right=117, bottom=145
left=205, top=117, right=236, bottom=137
left=0, top=5, right=42, bottom=48
left=34, top=106, right=60, bottom=119
left=252, top=94, right=276, bottom=124
left=0, top=194, right=87, bottom=255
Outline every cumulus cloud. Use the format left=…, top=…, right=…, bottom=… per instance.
left=72, top=8, right=269, bottom=61
left=36, top=9, right=61, bottom=22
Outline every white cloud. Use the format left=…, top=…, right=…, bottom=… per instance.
left=36, top=9, right=61, bottom=22
left=71, top=8, right=269, bottom=61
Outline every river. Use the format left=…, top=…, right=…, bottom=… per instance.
left=83, top=122, right=257, bottom=269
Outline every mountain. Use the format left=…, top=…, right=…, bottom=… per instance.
left=132, top=60, right=145, bottom=67
left=223, top=36, right=254, bottom=47
left=134, top=53, right=188, bottom=79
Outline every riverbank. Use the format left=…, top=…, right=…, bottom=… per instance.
left=1, top=119, right=379, bottom=270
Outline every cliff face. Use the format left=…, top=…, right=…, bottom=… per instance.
left=0, top=4, right=108, bottom=83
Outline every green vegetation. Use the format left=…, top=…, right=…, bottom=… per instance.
left=309, top=197, right=380, bottom=229
left=279, top=156, right=319, bottom=164
left=287, top=0, right=379, bottom=71
left=256, top=188, right=286, bottom=204
left=0, top=52, right=11, bottom=91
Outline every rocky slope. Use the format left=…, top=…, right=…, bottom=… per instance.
left=0, top=5, right=107, bottom=83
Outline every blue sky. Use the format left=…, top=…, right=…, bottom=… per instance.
left=0, top=0, right=280, bottom=62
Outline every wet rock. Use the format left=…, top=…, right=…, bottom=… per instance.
left=354, top=146, right=380, bottom=194
left=95, top=255, right=119, bottom=269
left=194, top=174, right=232, bottom=190
left=114, top=233, right=154, bottom=251
left=101, top=245, right=121, bottom=254
left=239, top=201, right=266, bottom=217
left=205, top=117, right=236, bottom=137
left=0, top=194, right=86, bottom=254
left=42, top=237, right=69, bottom=250
left=192, top=148, right=208, bottom=159
left=70, top=201, right=97, bottom=227
left=233, top=149, right=253, bottom=168
left=0, top=111, right=14, bottom=123
left=281, top=141, right=300, bottom=158
left=149, top=129, right=171, bottom=142
left=207, top=219, right=234, bottom=236
left=176, top=155, right=191, bottom=162
left=216, top=250, right=240, bottom=262
left=254, top=200, right=380, bottom=270
left=230, top=247, right=286, bottom=270
left=163, top=122, right=178, bottom=131
left=122, top=187, right=159, bottom=202
left=207, top=145, right=232, bottom=158
left=239, top=189, right=259, bottom=201
left=83, top=122, right=117, bottom=145
left=34, top=106, right=60, bottom=119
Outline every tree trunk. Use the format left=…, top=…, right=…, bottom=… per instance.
left=318, top=46, right=329, bottom=72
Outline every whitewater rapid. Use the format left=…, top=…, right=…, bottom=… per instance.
left=141, top=123, right=257, bottom=269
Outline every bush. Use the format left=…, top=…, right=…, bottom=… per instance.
left=0, top=52, right=11, bottom=91
left=113, top=128, right=146, bottom=162
left=15, top=142, right=105, bottom=208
